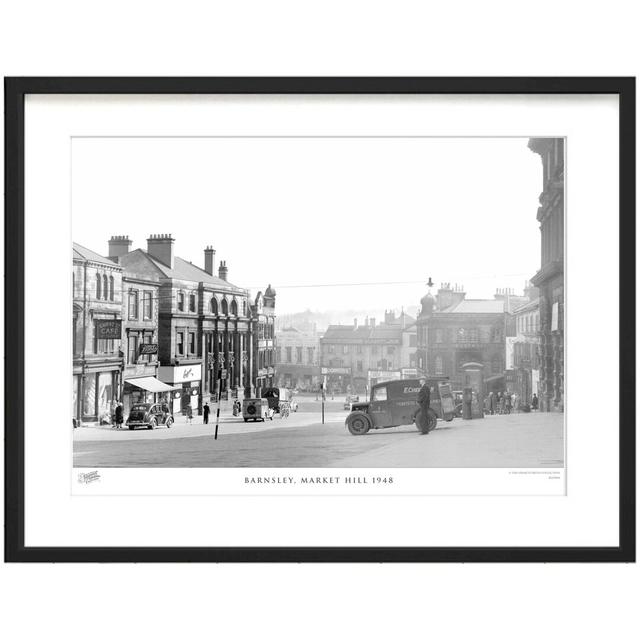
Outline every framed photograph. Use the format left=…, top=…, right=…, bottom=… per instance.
left=5, top=77, right=635, bottom=562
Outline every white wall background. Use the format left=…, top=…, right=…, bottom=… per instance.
left=1, top=2, right=638, bottom=640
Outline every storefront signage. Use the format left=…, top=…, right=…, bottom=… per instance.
left=139, top=343, right=158, bottom=355
left=95, top=319, right=122, bottom=339
left=321, top=367, right=351, bottom=375
left=158, top=365, right=202, bottom=384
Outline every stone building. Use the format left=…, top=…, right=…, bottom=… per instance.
left=108, top=234, right=275, bottom=414
left=107, top=236, right=171, bottom=415
left=320, top=311, right=417, bottom=394
left=415, top=283, right=522, bottom=393
left=510, top=293, right=541, bottom=407
left=274, top=327, right=321, bottom=390
left=528, top=137, right=564, bottom=411
left=72, top=243, right=124, bottom=425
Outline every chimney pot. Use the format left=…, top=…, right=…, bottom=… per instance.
left=108, top=234, right=133, bottom=262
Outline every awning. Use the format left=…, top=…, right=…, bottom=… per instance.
left=484, top=374, right=505, bottom=383
left=125, top=376, right=177, bottom=392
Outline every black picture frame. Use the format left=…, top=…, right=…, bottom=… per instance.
left=4, top=77, right=635, bottom=563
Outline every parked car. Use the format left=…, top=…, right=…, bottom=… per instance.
left=126, top=403, right=174, bottom=431
left=243, top=398, right=274, bottom=422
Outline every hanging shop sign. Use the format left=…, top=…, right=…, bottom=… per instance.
left=139, top=343, right=158, bottom=355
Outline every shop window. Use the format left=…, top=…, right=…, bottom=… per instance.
left=221, top=298, right=228, bottom=315
left=189, top=293, right=196, bottom=313
left=128, top=290, right=139, bottom=320
left=211, top=297, right=218, bottom=314
left=96, top=273, right=102, bottom=299
left=230, top=299, right=238, bottom=315
left=177, top=292, right=185, bottom=312
left=177, top=331, right=184, bottom=356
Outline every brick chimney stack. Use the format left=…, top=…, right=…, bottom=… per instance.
left=204, top=246, right=216, bottom=276
left=146, top=234, right=175, bottom=269
left=218, top=260, right=228, bottom=281
left=108, top=235, right=132, bottom=262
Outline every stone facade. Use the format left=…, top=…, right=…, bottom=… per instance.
left=415, top=284, right=521, bottom=393
left=529, top=137, right=564, bottom=412
left=72, top=243, right=124, bottom=425
left=275, top=327, right=321, bottom=390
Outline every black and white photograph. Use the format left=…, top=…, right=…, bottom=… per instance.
left=71, top=135, right=565, bottom=472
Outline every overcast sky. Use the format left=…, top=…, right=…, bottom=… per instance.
left=72, top=137, right=543, bottom=315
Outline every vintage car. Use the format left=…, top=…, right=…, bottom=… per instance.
left=243, top=398, right=274, bottom=422
left=126, top=402, right=174, bottom=430
left=345, top=378, right=456, bottom=436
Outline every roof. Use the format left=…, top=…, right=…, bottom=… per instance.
left=512, top=298, right=539, bottom=314
left=440, top=299, right=506, bottom=314
left=129, top=251, right=245, bottom=293
left=73, top=242, right=119, bottom=267
left=321, top=323, right=404, bottom=343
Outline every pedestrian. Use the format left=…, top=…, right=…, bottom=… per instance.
left=115, top=402, right=124, bottom=429
left=203, top=402, right=210, bottom=424
left=498, top=392, right=505, bottom=415
left=416, top=379, right=432, bottom=432
left=531, top=393, right=539, bottom=411
left=514, top=393, right=520, bottom=413
left=489, top=391, right=496, bottom=415
left=505, top=393, right=512, bottom=415
left=186, top=404, right=193, bottom=424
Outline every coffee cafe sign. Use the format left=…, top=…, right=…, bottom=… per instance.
left=95, top=319, right=122, bottom=339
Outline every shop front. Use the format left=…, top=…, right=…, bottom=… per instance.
left=123, top=374, right=177, bottom=416
left=78, top=365, right=121, bottom=425
left=158, top=363, right=203, bottom=415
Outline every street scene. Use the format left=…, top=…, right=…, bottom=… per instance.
left=74, top=395, right=563, bottom=468
left=72, top=136, right=564, bottom=471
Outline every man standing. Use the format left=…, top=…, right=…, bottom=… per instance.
left=531, top=393, right=539, bottom=411
left=203, top=402, right=210, bottom=424
left=416, top=379, right=432, bottom=433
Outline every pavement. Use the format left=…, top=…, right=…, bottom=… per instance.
left=74, top=408, right=564, bottom=469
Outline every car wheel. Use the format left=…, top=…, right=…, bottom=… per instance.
left=415, top=408, right=438, bottom=434
left=244, top=418, right=248, bottom=423
left=346, top=412, right=371, bottom=436
left=148, top=419, right=157, bottom=430
left=166, top=418, right=173, bottom=428
left=128, top=425, right=134, bottom=431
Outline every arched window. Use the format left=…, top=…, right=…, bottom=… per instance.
left=210, top=297, right=218, bottom=314
left=96, top=273, right=102, bottom=299
left=103, top=274, right=108, bottom=300
left=221, top=298, right=228, bottom=315
left=230, top=299, right=238, bottom=315
left=242, top=299, right=247, bottom=316
left=109, top=275, right=114, bottom=301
